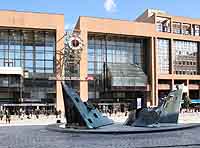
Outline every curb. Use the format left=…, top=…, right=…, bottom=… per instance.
left=46, top=123, right=200, bottom=134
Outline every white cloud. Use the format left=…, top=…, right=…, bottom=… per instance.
left=64, top=23, right=75, bottom=31
left=104, top=0, right=116, bottom=12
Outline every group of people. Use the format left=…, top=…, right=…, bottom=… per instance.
left=0, top=110, right=11, bottom=124
left=0, top=108, right=62, bottom=124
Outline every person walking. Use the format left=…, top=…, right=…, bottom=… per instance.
left=55, top=110, right=58, bottom=118
left=58, top=110, right=61, bottom=118
left=5, top=110, right=11, bottom=124
left=0, top=110, right=3, bottom=121
left=35, top=109, right=40, bottom=119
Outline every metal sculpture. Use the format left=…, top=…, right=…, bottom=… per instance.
left=62, top=81, right=113, bottom=129
left=125, top=84, right=184, bottom=127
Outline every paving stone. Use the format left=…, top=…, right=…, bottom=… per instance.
left=0, top=125, right=200, bottom=148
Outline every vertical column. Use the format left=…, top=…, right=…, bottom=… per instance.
left=187, top=79, right=189, bottom=97
left=180, top=23, right=183, bottom=35
left=56, top=19, right=65, bottom=112
left=149, top=37, right=155, bottom=106
left=150, top=37, right=158, bottom=106
left=170, top=18, right=173, bottom=33
left=171, top=79, right=174, bottom=90
left=198, top=42, right=200, bottom=75
left=154, top=37, right=159, bottom=106
left=79, top=29, right=88, bottom=102
left=199, top=84, right=200, bottom=99
left=170, top=39, right=174, bottom=75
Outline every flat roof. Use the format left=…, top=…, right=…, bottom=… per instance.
left=0, top=9, right=64, bottom=16
left=79, top=16, right=139, bottom=23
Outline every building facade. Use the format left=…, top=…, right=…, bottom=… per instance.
left=0, top=9, right=199, bottom=113
left=75, top=9, right=200, bottom=111
left=0, top=10, right=65, bottom=111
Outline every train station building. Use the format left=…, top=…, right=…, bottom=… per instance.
left=75, top=9, right=200, bottom=112
left=0, top=9, right=199, bottom=112
left=0, top=10, right=65, bottom=111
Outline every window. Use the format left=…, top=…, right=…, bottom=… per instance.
left=25, top=52, right=33, bottom=60
left=173, top=40, right=198, bottom=75
left=0, top=29, right=55, bottom=74
left=45, top=52, right=53, bottom=60
left=87, top=34, right=145, bottom=99
left=36, top=60, right=44, bottom=68
left=173, top=22, right=181, bottom=34
left=45, top=61, right=53, bottom=68
left=88, top=35, right=144, bottom=74
left=156, top=17, right=171, bottom=33
left=182, top=23, right=191, bottom=35
left=192, top=25, right=200, bottom=36
left=157, top=39, right=170, bottom=73
left=25, top=60, right=33, bottom=68
left=36, top=52, right=44, bottom=60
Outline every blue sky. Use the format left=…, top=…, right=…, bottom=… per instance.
left=0, top=0, right=199, bottom=29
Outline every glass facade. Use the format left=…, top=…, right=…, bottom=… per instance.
left=88, top=34, right=146, bottom=100
left=173, top=40, right=198, bottom=75
left=157, top=39, right=170, bottom=73
left=88, top=35, right=144, bottom=75
left=0, top=29, right=56, bottom=103
left=0, top=29, right=55, bottom=74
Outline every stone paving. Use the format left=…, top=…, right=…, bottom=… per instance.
left=0, top=125, right=200, bottom=148
left=0, top=112, right=200, bottom=148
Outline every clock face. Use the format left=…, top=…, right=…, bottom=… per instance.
left=68, top=35, right=83, bottom=50
left=72, top=38, right=80, bottom=47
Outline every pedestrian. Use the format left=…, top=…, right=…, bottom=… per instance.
left=35, top=109, right=40, bottom=119
left=46, top=110, right=50, bottom=118
left=55, top=110, right=58, bottom=118
left=26, top=110, right=30, bottom=119
left=0, top=110, right=3, bottom=121
left=58, top=110, right=61, bottom=118
left=109, top=110, right=112, bottom=116
left=125, top=111, right=128, bottom=116
left=5, top=110, right=11, bottom=124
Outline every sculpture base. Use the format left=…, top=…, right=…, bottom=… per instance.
left=47, top=123, right=200, bottom=134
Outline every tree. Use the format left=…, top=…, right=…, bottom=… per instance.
left=182, top=95, right=192, bottom=109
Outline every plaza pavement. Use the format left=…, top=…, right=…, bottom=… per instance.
left=0, top=112, right=200, bottom=148
left=0, top=112, right=200, bottom=126
left=0, top=121, right=200, bottom=148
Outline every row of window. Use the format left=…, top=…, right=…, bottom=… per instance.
left=88, top=38, right=143, bottom=47
left=157, top=39, right=170, bottom=73
left=0, top=51, right=54, bottom=60
left=0, top=29, right=55, bottom=74
left=175, top=61, right=197, bottom=66
left=175, top=71, right=198, bottom=75
left=157, top=39, right=199, bottom=75
left=88, top=35, right=145, bottom=74
left=174, top=41, right=198, bottom=74
left=156, top=16, right=200, bottom=37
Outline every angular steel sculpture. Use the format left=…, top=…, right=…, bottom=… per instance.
left=125, top=84, right=184, bottom=127
left=62, top=81, right=113, bottom=129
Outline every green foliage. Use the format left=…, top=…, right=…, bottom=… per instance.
left=182, top=96, right=192, bottom=109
